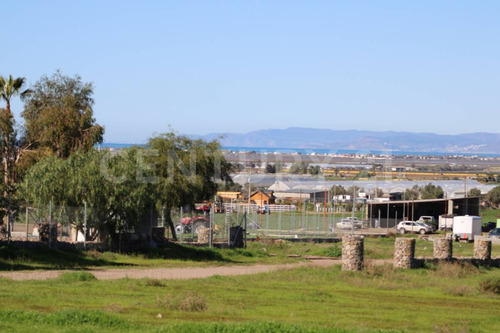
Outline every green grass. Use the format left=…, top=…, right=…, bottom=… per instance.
left=2, top=236, right=499, bottom=272
left=480, top=208, right=500, bottom=223
left=0, top=263, right=498, bottom=332
left=1, top=238, right=499, bottom=331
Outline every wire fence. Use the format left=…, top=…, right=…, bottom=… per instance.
left=3, top=202, right=401, bottom=249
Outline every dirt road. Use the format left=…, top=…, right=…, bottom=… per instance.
left=0, top=258, right=344, bottom=281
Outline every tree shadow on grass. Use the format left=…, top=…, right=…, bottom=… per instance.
left=0, top=242, right=135, bottom=271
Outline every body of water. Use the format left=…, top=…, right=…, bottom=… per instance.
left=99, top=143, right=500, bottom=158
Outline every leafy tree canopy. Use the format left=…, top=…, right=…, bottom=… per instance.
left=468, top=188, right=482, bottom=197
left=420, top=183, right=444, bottom=199
left=147, top=133, right=232, bottom=239
left=330, top=185, right=347, bottom=195
left=290, top=162, right=309, bottom=174
left=22, top=71, right=104, bottom=158
left=404, top=185, right=420, bottom=200
left=20, top=148, right=155, bottom=241
left=487, top=186, right=500, bottom=208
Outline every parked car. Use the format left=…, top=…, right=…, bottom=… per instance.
left=482, top=222, right=497, bottom=233
left=397, top=221, right=432, bottom=235
left=417, top=216, right=437, bottom=231
left=336, top=217, right=363, bottom=229
left=488, top=228, right=500, bottom=239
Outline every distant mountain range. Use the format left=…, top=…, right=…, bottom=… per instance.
left=191, top=127, right=500, bottom=154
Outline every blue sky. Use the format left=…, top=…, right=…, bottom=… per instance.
left=3, top=1, right=500, bottom=143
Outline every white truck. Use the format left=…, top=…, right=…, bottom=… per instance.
left=452, top=215, right=482, bottom=242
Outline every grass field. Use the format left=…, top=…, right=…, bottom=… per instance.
left=0, top=238, right=499, bottom=332
left=0, top=262, right=498, bottom=332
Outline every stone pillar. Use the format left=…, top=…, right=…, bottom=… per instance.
left=197, top=228, right=211, bottom=244
left=342, top=235, right=364, bottom=271
left=394, top=238, right=415, bottom=269
left=474, top=239, right=491, bottom=260
left=433, top=238, right=452, bottom=260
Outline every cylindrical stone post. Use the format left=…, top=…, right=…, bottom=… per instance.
left=474, top=239, right=491, bottom=260
left=197, top=228, right=211, bottom=244
left=342, top=235, right=364, bottom=271
left=433, top=238, right=452, bottom=260
left=394, top=238, right=415, bottom=269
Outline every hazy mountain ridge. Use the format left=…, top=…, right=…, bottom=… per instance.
left=191, top=127, right=500, bottom=153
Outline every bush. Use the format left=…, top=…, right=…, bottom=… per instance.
left=324, top=245, right=342, bottom=257
left=431, top=262, right=479, bottom=279
left=479, top=277, right=500, bottom=295
left=58, top=271, right=97, bottom=282
left=158, top=292, right=208, bottom=312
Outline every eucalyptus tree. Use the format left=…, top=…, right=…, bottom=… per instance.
left=22, top=71, right=104, bottom=159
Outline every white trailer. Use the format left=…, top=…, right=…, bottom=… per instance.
left=452, top=215, right=482, bottom=242
left=439, top=214, right=455, bottom=231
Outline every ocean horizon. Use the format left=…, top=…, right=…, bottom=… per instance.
left=99, top=143, right=500, bottom=158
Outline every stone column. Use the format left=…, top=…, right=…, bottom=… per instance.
left=433, top=238, right=452, bottom=260
left=474, top=239, right=491, bottom=260
left=394, top=238, right=415, bottom=269
left=342, top=235, right=364, bottom=271
left=197, top=228, right=211, bottom=244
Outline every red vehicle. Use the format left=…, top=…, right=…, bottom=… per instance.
left=175, top=216, right=209, bottom=235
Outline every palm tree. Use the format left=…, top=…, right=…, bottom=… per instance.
left=0, top=75, right=30, bottom=228
left=0, top=75, right=30, bottom=115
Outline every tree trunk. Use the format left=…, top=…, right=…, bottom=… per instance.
left=2, top=134, right=9, bottom=226
left=164, top=207, right=177, bottom=241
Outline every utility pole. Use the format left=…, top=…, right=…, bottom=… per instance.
left=351, top=188, right=356, bottom=235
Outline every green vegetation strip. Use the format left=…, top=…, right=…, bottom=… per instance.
left=0, top=262, right=498, bottom=332
left=1, top=237, right=500, bottom=271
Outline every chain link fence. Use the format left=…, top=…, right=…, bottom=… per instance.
left=3, top=201, right=399, bottom=249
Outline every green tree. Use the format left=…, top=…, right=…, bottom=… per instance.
left=0, top=75, right=30, bottom=224
left=404, top=185, right=420, bottom=200
left=468, top=188, right=482, bottom=197
left=265, top=164, right=276, bottom=174
left=22, top=71, right=104, bottom=158
left=420, top=183, right=444, bottom=199
left=330, top=185, right=347, bottom=195
left=20, top=148, right=155, bottom=244
left=147, top=133, right=232, bottom=240
left=0, top=75, right=30, bottom=115
left=308, top=165, right=321, bottom=175
left=290, top=162, right=309, bottom=174
left=486, top=186, right=500, bottom=208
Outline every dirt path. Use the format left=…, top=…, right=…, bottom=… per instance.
left=0, top=258, right=348, bottom=281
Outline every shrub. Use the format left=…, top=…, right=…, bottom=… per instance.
left=159, top=292, right=208, bottom=312
left=324, top=245, right=342, bottom=257
left=431, top=262, right=479, bottom=279
left=144, top=278, right=164, bottom=287
left=177, top=292, right=207, bottom=312
left=479, top=277, right=500, bottom=295
left=58, top=271, right=97, bottom=282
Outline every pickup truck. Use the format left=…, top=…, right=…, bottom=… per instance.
left=336, top=217, right=363, bottom=229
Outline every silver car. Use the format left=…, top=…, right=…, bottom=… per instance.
left=397, top=221, right=432, bottom=235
